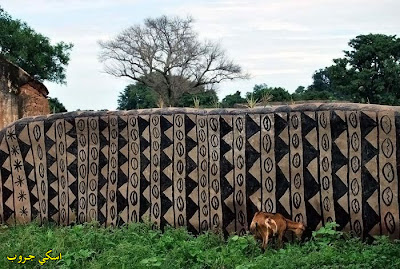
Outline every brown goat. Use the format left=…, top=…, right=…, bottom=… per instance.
left=250, top=212, right=306, bottom=250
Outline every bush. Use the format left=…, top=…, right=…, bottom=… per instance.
left=0, top=222, right=399, bottom=268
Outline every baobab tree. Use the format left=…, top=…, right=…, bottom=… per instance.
left=98, top=15, right=248, bottom=106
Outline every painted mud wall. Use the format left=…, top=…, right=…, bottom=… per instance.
left=0, top=103, right=398, bottom=239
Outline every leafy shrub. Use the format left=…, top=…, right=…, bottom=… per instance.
left=0, top=222, right=399, bottom=268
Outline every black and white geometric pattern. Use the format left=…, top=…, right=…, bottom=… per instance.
left=0, top=105, right=398, bottom=239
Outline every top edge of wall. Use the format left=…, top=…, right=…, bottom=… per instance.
left=6, top=102, right=400, bottom=128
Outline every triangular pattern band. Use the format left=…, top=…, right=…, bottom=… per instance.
left=0, top=104, right=398, bottom=239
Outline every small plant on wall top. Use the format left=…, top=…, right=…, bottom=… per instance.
left=260, top=92, right=272, bottom=107
left=193, top=96, right=200, bottom=108
left=212, top=98, right=220, bottom=108
left=246, top=93, right=258, bottom=108
left=157, top=96, right=165, bottom=108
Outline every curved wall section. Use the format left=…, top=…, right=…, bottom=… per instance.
left=0, top=103, right=399, bottom=239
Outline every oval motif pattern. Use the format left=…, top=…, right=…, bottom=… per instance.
left=384, top=212, right=395, bottom=234
left=382, top=187, right=393, bottom=206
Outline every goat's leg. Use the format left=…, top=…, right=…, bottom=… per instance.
left=277, top=231, right=284, bottom=249
left=261, top=235, right=266, bottom=250
left=262, top=232, right=269, bottom=250
left=295, top=229, right=302, bottom=241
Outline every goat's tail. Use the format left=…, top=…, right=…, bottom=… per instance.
left=250, top=221, right=258, bottom=234
left=286, top=219, right=306, bottom=230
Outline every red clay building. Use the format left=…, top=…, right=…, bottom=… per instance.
left=0, top=56, right=50, bottom=129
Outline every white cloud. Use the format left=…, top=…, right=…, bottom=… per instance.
left=1, top=0, right=399, bottom=110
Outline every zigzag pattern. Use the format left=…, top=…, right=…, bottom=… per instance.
left=0, top=104, right=397, bottom=239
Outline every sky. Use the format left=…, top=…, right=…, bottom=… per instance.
left=1, top=0, right=399, bottom=111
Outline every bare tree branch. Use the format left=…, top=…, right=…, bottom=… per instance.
left=98, top=15, right=248, bottom=105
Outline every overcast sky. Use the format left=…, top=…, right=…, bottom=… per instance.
left=1, top=0, right=399, bottom=111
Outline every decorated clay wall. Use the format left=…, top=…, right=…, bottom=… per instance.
left=0, top=103, right=398, bottom=239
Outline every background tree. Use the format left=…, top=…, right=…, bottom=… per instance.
left=117, top=83, right=158, bottom=110
left=176, top=89, right=218, bottom=108
left=221, top=91, right=246, bottom=107
left=294, top=86, right=305, bottom=94
left=99, top=15, right=247, bottom=106
left=48, top=97, right=67, bottom=113
left=304, top=34, right=400, bottom=105
left=0, top=7, right=73, bottom=84
left=246, top=84, right=291, bottom=102
left=292, top=81, right=336, bottom=101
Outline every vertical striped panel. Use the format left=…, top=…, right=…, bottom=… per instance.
left=332, top=111, right=350, bottom=231
left=289, top=112, right=306, bottom=225
left=378, top=111, right=399, bottom=238
left=173, top=114, right=186, bottom=227
left=98, top=116, right=109, bottom=226
left=246, top=114, right=261, bottom=218
left=150, top=115, right=161, bottom=227
left=65, top=119, right=77, bottom=225
left=208, top=116, right=222, bottom=230
left=29, top=122, right=48, bottom=223
left=261, top=114, right=275, bottom=213
left=139, top=115, right=151, bottom=221
left=87, top=117, right=99, bottom=222
left=186, top=114, right=200, bottom=233
left=128, top=116, right=140, bottom=223
left=347, top=111, right=363, bottom=236
left=233, top=115, right=247, bottom=235
left=197, top=115, right=209, bottom=232
left=160, top=115, right=174, bottom=228
left=107, top=116, right=118, bottom=227
left=303, top=111, right=322, bottom=231
left=220, top=115, right=235, bottom=235
left=54, top=119, right=69, bottom=225
left=275, top=112, right=291, bottom=217
left=6, top=125, right=30, bottom=223
left=317, top=111, right=335, bottom=224
left=361, top=111, right=380, bottom=237
left=1, top=133, right=14, bottom=224
left=0, top=135, right=3, bottom=223
left=45, top=121, right=59, bottom=224
left=117, top=116, right=129, bottom=224
left=76, top=118, right=89, bottom=223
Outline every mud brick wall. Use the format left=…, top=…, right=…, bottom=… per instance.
left=0, top=103, right=399, bottom=239
left=0, top=56, right=50, bottom=129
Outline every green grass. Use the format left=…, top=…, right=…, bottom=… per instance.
left=0, top=221, right=399, bottom=269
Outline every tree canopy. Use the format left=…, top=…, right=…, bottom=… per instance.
left=118, top=82, right=218, bottom=109
left=246, top=84, right=292, bottom=103
left=0, top=7, right=73, bottom=84
left=221, top=91, right=246, bottom=107
left=99, top=15, right=247, bottom=106
left=176, top=89, right=218, bottom=108
left=304, top=34, right=400, bottom=105
left=117, top=83, right=158, bottom=110
left=48, top=97, right=67, bottom=113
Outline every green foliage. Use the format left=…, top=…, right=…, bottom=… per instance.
left=292, top=89, right=336, bottom=101
left=246, top=84, right=292, bottom=103
left=48, top=97, right=67, bottom=114
left=1, top=222, right=400, bottom=269
left=307, top=34, right=400, bottom=105
left=221, top=91, right=246, bottom=108
left=0, top=7, right=73, bottom=84
left=211, top=98, right=221, bottom=108
left=176, top=89, right=218, bottom=108
left=311, top=222, right=343, bottom=246
left=117, top=83, right=158, bottom=110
